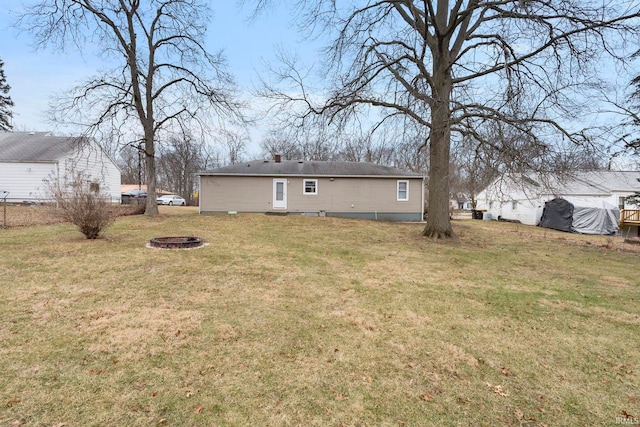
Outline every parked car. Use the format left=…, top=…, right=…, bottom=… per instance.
left=121, top=189, right=147, bottom=205
left=157, top=195, right=186, bottom=206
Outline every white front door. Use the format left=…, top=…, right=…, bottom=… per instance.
left=273, top=179, right=287, bottom=210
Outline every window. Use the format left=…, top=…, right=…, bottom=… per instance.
left=275, top=182, right=284, bottom=200
left=619, top=196, right=625, bottom=210
left=90, top=182, right=100, bottom=193
left=512, top=200, right=518, bottom=210
left=303, top=179, right=318, bottom=195
left=397, top=180, right=409, bottom=201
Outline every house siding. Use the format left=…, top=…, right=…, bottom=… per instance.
left=64, top=142, right=121, bottom=203
left=200, top=175, right=423, bottom=220
left=0, top=162, right=59, bottom=202
left=609, top=192, right=639, bottom=210
left=0, top=139, right=121, bottom=203
left=481, top=199, right=544, bottom=225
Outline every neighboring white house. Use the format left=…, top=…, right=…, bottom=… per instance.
left=476, top=171, right=640, bottom=225
left=0, top=132, right=121, bottom=203
left=199, top=158, right=425, bottom=221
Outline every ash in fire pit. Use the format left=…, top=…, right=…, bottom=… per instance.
left=149, top=236, right=204, bottom=249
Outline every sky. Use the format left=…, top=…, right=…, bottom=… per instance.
left=0, top=0, right=312, bottom=156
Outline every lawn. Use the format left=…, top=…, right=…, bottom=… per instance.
left=0, top=208, right=638, bottom=426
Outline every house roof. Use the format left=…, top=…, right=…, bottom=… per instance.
left=481, top=170, right=640, bottom=201
left=541, top=171, right=640, bottom=195
left=200, top=160, right=423, bottom=178
left=572, top=171, right=640, bottom=193
left=0, top=132, right=87, bottom=162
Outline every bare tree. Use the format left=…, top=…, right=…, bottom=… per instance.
left=200, top=143, right=225, bottom=170
left=0, top=58, right=14, bottom=131
left=337, top=133, right=396, bottom=166
left=453, top=116, right=606, bottom=210
left=254, top=0, right=640, bottom=238
left=451, top=126, right=514, bottom=210
left=157, top=134, right=210, bottom=203
left=118, top=144, right=146, bottom=187
left=260, top=130, right=303, bottom=160
left=613, top=62, right=640, bottom=157
left=17, top=0, right=244, bottom=215
left=259, top=120, right=339, bottom=161
left=219, top=129, right=249, bottom=165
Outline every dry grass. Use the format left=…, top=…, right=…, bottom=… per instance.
left=0, top=209, right=638, bottom=426
left=0, top=205, right=66, bottom=227
left=0, top=205, right=144, bottom=228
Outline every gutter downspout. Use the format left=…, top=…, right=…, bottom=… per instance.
left=197, top=174, right=201, bottom=214
left=421, top=176, right=426, bottom=221
left=55, top=160, right=60, bottom=208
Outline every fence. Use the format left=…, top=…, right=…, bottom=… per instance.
left=621, top=209, right=640, bottom=224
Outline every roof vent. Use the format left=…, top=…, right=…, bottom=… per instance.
left=298, top=161, right=304, bottom=164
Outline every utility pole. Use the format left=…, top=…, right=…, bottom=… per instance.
left=138, top=143, right=143, bottom=191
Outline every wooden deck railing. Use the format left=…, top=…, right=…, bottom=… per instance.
left=620, top=209, right=640, bottom=225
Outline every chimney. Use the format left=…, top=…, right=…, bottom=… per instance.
left=275, top=154, right=281, bottom=163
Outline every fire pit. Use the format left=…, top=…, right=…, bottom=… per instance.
left=149, top=236, right=204, bottom=249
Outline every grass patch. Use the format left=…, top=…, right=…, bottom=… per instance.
left=1, top=209, right=638, bottom=425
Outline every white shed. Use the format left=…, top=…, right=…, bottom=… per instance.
left=0, top=132, right=121, bottom=203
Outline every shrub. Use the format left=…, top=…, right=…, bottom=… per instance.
left=46, top=171, right=116, bottom=239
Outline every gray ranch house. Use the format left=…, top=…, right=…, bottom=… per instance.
left=198, top=158, right=425, bottom=221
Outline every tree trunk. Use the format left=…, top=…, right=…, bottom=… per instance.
left=422, top=50, right=454, bottom=239
left=144, top=130, right=159, bottom=216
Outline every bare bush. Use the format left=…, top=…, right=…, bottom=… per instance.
left=46, top=171, right=116, bottom=239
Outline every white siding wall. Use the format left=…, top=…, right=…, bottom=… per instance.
left=0, top=162, right=58, bottom=202
left=478, top=198, right=544, bottom=225
left=0, top=140, right=121, bottom=203
left=506, top=199, right=544, bottom=225
left=65, top=141, right=121, bottom=203
left=609, top=192, right=638, bottom=210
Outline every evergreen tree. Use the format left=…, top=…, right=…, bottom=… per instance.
left=0, top=58, right=14, bottom=131
left=625, top=192, right=640, bottom=207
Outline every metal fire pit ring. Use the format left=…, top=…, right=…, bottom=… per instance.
left=149, top=236, right=204, bottom=249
